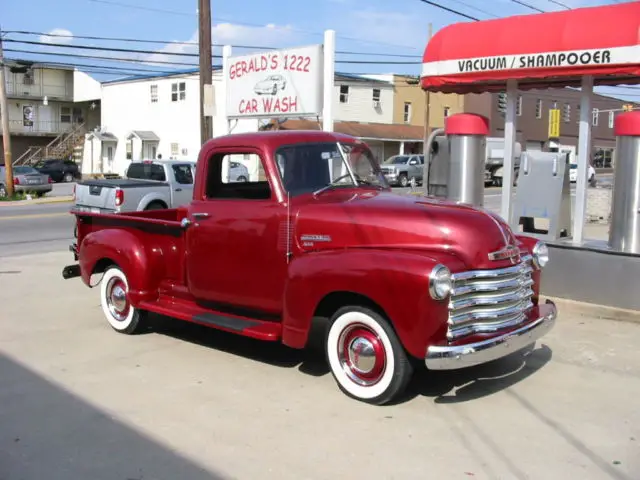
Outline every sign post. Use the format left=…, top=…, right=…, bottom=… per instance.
left=548, top=107, right=560, bottom=152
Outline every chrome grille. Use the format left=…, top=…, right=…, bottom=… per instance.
left=447, top=255, right=534, bottom=340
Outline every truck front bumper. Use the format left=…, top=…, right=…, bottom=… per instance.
left=425, top=299, right=557, bottom=370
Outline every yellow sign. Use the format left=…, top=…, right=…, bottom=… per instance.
left=548, top=108, right=560, bottom=138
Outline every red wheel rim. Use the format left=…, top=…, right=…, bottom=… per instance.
left=337, top=323, right=386, bottom=386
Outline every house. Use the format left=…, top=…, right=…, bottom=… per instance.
left=463, top=89, right=640, bottom=168
left=1, top=60, right=102, bottom=165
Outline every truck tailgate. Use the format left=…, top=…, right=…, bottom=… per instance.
left=74, top=181, right=117, bottom=213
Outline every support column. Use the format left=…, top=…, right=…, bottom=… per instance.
left=501, top=78, right=518, bottom=222
left=573, top=75, right=593, bottom=245
left=322, top=30, right=335, bottom=132
left=399, top=141, right=405, bottom=155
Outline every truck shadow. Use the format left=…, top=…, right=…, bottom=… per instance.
left=148, top=314, right=553, bottom=405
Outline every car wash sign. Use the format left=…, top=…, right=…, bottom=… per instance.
left=226, top=44, right=324, bottom=118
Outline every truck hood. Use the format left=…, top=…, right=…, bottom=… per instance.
left=292, top=189, right=522, bottom=270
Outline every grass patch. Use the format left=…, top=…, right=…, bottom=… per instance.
left=0, top=192, right=29, bottom=202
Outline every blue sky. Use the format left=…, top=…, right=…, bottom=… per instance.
left=2, top=0, right=638, bottom=100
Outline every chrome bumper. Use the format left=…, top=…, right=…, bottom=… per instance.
left=425, top=300, right=557, bottom=370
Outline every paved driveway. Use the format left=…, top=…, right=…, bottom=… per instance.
left=0, top=251, right=638, bottom=479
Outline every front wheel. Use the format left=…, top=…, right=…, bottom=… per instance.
left=399, top=174, right=409, bottom=188
left=326, top=306, right=413, bottom=405
left=100, top=266, right=147, bottom=334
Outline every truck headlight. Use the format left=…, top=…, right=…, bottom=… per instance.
left=532, top=241, right=549, bottom=269
left=429, top=264, right=452, bottom=300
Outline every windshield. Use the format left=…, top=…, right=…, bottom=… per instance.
left=384, top=155, right=409, bottom=165
left=275, top=141, right=387, bottom=196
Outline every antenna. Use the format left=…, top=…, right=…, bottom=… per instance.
left=286, top=190, right=291, bottom=263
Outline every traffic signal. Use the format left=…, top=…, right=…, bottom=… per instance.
left=497, top=92, right=507, bottom=115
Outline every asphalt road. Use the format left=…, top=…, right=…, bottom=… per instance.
left=1, top=251, right=639, bottom=479
left=0, top=176, right=611, bottom=259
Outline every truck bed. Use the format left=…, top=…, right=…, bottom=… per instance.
left=78, top=178, right=169, bottom=188
left=75, top=178, right=170, bottom=213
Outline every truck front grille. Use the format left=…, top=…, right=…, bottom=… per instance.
left=448, top=256, right=534, bottom=341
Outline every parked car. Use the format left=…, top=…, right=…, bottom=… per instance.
left=380, top=154, right=424, bottom=187
left=0, top=165, right=52, bottom=198
left=226, top=161, right=249, bottom=182
left=63, top=130, right=556, bottom=406
left=33, top=158, right=81, bottom=183
left=73, top=159, right=196, bottom=213
left=569, top=163, right=596, bottom=186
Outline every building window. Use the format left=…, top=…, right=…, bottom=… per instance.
left=171, top=82, right=186, bottom=102
left=372, top=88, right=381, bottom=107
left=150, top=84, right=158, bottom=103
left=443, top=106, right=450, bottom=118
left=171, top=143, right=179, bottom=156
left=608, top=111, right=614, bottom=129
left=60, top=106, right=71, bottom=123
left=403, top=102, right=412, bottom=123
left=516, top=95, right=522, bottom=116
left=592, top=108, right=599, bottom=126
left=562, top=103, right=571, bottom=123
left=339, top=85, right=349, bottom=103
left=535, top=99, right=542, bottom=119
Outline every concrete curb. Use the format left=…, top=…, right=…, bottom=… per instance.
left=0, top=196, right=73, bottom=207
left=543, top=295, right=640, bottom=325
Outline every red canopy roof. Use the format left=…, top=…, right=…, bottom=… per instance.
left=421, top=2, right=640, bottom=93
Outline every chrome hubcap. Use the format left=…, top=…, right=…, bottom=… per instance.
left=348, top=337, right=376, bottom=374
left=106, top=278, right=129, bottom=321
left=337, top=323, right=386, bottom=387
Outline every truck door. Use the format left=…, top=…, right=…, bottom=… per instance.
left=184, top=148, right=286, bottom=315
left=170, top=163, right=195, bottom=206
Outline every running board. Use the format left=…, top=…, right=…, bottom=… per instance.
left=138, top=295, right=282, bottom=341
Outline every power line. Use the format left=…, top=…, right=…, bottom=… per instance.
left=545, top=0, right=571, bottom=9
left=417, top=0, right=480, bottom=21
left=447, top=0, right=499, bottom=18
left=3, top=44, right=421, bottom=66
left=4, top=32, right=423, bottom=58
left=508, top=0, right=546, bottom=13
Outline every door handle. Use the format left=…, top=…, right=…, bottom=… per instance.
left=192, top=212, right=210, bottom=219
left=175, top=188, right=182, bottom=192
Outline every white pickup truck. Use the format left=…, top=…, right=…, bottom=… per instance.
left=73, top=159, right=196, bottom=213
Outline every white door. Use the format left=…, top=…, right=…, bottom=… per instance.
left=144, top=142, right=158, bottom=159
left=38, top=106, right=53, bottom=133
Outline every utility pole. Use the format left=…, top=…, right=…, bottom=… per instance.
left=0, top=28, right=15, bottom=197
left=198, top=0, right=213, bottom=145
left=422, top=23, right=433, bottom=157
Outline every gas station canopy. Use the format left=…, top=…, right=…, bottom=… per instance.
left=420, top=1, right=640, bottom=93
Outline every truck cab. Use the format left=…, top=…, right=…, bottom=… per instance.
left=63, top=130, right=557, bottom=406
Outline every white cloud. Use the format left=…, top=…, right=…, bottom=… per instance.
left=40, top=28, right=73, bottom=44
left=142, top=22, right=298, bottom=67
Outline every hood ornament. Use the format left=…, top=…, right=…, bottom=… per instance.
left=488, top=244, right=520, bottom=264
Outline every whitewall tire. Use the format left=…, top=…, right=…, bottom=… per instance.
left=100, top=266, right=146, bottom=334
left=326, top=306, right=413, bottom=405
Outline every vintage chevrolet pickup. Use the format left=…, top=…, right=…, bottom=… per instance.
left=63, top=130, right=557, bottom=405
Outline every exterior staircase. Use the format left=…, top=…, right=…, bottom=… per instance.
left=14, top=123, right=87, bottom=166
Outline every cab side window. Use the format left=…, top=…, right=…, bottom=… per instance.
left=205, top=152, right=271, bottom=200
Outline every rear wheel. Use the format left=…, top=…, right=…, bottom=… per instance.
left=100, top=266, right=147, bottom=334
left=0, top=185, right=7, bottom=198
left=326, top=306, right=413, bottom=405
left=64, top=172, right=74, bottom=183
left=236, top=176, right=248, bottom=182
left=145, top=201, right=166, bottom=210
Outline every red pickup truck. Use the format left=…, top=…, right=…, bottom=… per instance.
left=63, top=130, right=557, bottom=405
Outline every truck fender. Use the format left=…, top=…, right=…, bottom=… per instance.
left=79, top=229, right=165, bottom=305
left=281, top=249, right=464, bottom=359
left=138, top=192, right=170, bottom=210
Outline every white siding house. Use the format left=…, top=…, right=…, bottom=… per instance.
left=333, top=74, right=394, bottom=124
left=95, top=69, right=259, bottom=176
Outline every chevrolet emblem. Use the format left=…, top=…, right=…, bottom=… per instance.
left=488, top=245, right=520, bottom=264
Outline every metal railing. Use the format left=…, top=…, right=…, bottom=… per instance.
left=8, top=119, right=71, bottom=135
